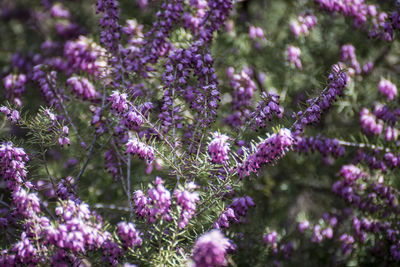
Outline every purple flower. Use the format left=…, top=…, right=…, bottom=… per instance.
left=287, top=46, right=302, bottom=69
left=50, top=3, right=70, bottom=19
left=363, top=61, right=373, bottom=74
left=378, top=78, right=397, bottom=101
left=133, top=190, right=150, bottom=218
left=117, top=222, right=142, bottom=249
left=184, top=0, right=208, bottom=34
left=12, top=188, right=41, bottom=217
left=192, top=230, right=232, bottom=267
left=214, top=196, right=254, bottom=229
left=0, top=142, right=30, bottom=191
left=64, top=36, right=108, bottom=77
left=174, top=183, right=200, bottom=228
left=208, top=133, right=230, bottom=164
left=3, top=73, right=26, bottom=106
left=360, top=107, right=383, bottom=135
left=133, top=177, right=172, bottom=223
left=295, top=135, right=345, bottom=159
left=10, top=232, right=40, bottom=265
left=264, top=231, right=278, bottom=254
left=56, top=176, right=80, bottom=203
left=32, top=65, right=65, bottom=108
left=339, top=234, right=355, bottom=255
left=126, top=138, right=154, bottom=163
left=385, top=126, right=399, bottom=142
left=249, top=26, right=266, bottom=40
left=67, top=76, right=98, bottom=100
left=340, top=44, right=361, bottom=74
left=293, top=65, right=347, bottom=135
left=224, top=68, right=256, bottom=128
left=251, top=92, right=283, bottom=130
left=109, top=91, right=129, bottom=113
left=290, top=14, right=317, bottom=37
left=298, top=220, right=310, bottom=233
left=96, top=0, right=121, bottom=52
left=0, top=107, right=20, bottom=124
left=238, top=128, right=294, bottom=178
left=340, top=165, right=365, bottom=182
left=123, top=109, right=143, bottom=129
left=147, top=177, right=172, bottom=222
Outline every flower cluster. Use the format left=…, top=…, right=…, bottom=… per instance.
left=373, top=103, right=399, bottom=126
left=378, top=78, right=397, bottom=101
left=121, top=19, right=144, bottom=45
left=287, top=46, right=302, bottom=69
left=109, top=90, right=149, bottom=135
left=166, top=42, right=220, bottom=130
left=191, top=229, right=232, bottom=267
left=199, top=0, right=232, bottom=43
left=264, top=230, right=279, bottom=254
left=1, top=232, right=41, bottom=266
left=224, top=67, right=256, bottom=128
left=332, top=164, right=370, bottom=206
left=0, top=141, right=122, bottom=265
left=214, top=196, right=255, bottom=229
left=249, top=26, right=266, bottom=40
left=0, top=106, right=20, bottom=124
left=67, top=76, right=98, bottom=100
left=117, top=221, right=142, bottom=249
left=141, top=0, right=183, bottom=65
left=0, top=142, right=30, bottom=191
left=32, top=65, right=64, bottom=108
left=174, top=183, right=200, bottom=228
left=133, top=177, right=171, bottom=222
left=96, top=0, right=121, bottom=52
left=208, top=132, right=230, bottom=164
left=315, top=0, right=392, bottom=41
left=184, top=0, right=208, bottom=34
left=56, top=176, right=80, bottom=203
left=363, top=102, right=400, bottom=141
left=2, top=73, right=26, bottom=106
left=50, top=3, right=70, bottom=19
left=250, top=92, right=283, bottom=130
left=360, top=107, right=383, bottom=135
left=64, top=36, right=108, bottom=77
left=238, top=128, right=294, bottom=178
left=126, top=138, right=154, bottom=163
left=293, top=65, right=347, bottom=135
left=12, top=188, right=41, bottom=217
left=290, top=13, right=317, bottom=37
left=340, top=44, right=361, bottom=75
left=295, top=135, right=345, bottom=159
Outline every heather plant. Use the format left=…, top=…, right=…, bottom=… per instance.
left=1, top=0, right=400, bottom=266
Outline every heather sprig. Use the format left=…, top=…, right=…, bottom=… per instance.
left=1, top=0, right=400, bottom=266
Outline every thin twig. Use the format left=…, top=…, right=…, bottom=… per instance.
left=45, top=72, right=85, bottom=146
left=41, top=148, right=57, bottom=191
left=153, top=147, right=185, bottom=178
left=337, top=140, right=391, bottom=153
left=111, top=137, right=128, bottom=164
left=76, top=83, right=107, bottom=182
left=76, top=134, right=98, bottom=182
left=55, top=90, right=86, bottom=146
left=93, top=203, right=130, bottom=212
left=0, top=199, right=10, bottom=208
